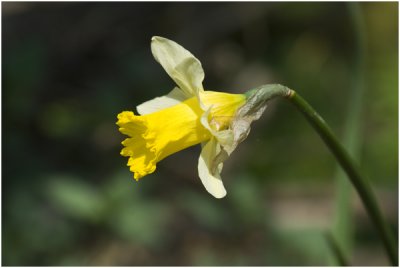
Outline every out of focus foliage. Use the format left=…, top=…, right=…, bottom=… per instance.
left=2, top=2, right=397, bottom=265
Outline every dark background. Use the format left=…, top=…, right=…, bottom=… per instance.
left=2, top=2, right=398, bottom=265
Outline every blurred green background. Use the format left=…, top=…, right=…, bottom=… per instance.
left=3, top=2, right=398, bottom=266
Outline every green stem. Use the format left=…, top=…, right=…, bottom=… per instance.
left=286, top=89, right=397, bottom=266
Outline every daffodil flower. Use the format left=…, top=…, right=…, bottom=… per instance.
left=117, top=36, right=271, bottom=198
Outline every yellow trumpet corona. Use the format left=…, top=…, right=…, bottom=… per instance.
left=117, top=92, right=245, bottom=180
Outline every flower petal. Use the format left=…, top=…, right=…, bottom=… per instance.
left=198, top=138, right=227, bottom=199
left=200, top=107, right=234, bottom=148
left=136, top=87, right=187, bottom=115
left=151, top=36, right=204, bottom=98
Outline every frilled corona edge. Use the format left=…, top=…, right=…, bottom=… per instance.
left=117, top=111, right=157, bottom=180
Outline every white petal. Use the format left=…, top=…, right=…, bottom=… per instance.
left=151, top=36, right=204, bottom=98
left=136, top=87, right=187, bottom=115
left=200, top=107, right=234, bottom=148
left=198, top=138, right=227, bottom=199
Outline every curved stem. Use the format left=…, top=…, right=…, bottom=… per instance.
left=286, top=89, right=397, bottom=266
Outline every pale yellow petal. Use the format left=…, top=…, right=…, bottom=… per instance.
left=151, top=36, right=204, bottom=97
left=136, top=87, right=187, bottom=115
left=198, top=138, right=226, bottom=199
left=200, top=108, right=234, bottom=147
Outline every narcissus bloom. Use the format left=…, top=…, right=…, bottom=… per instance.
left=117, top=36, right=268, bottom=198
